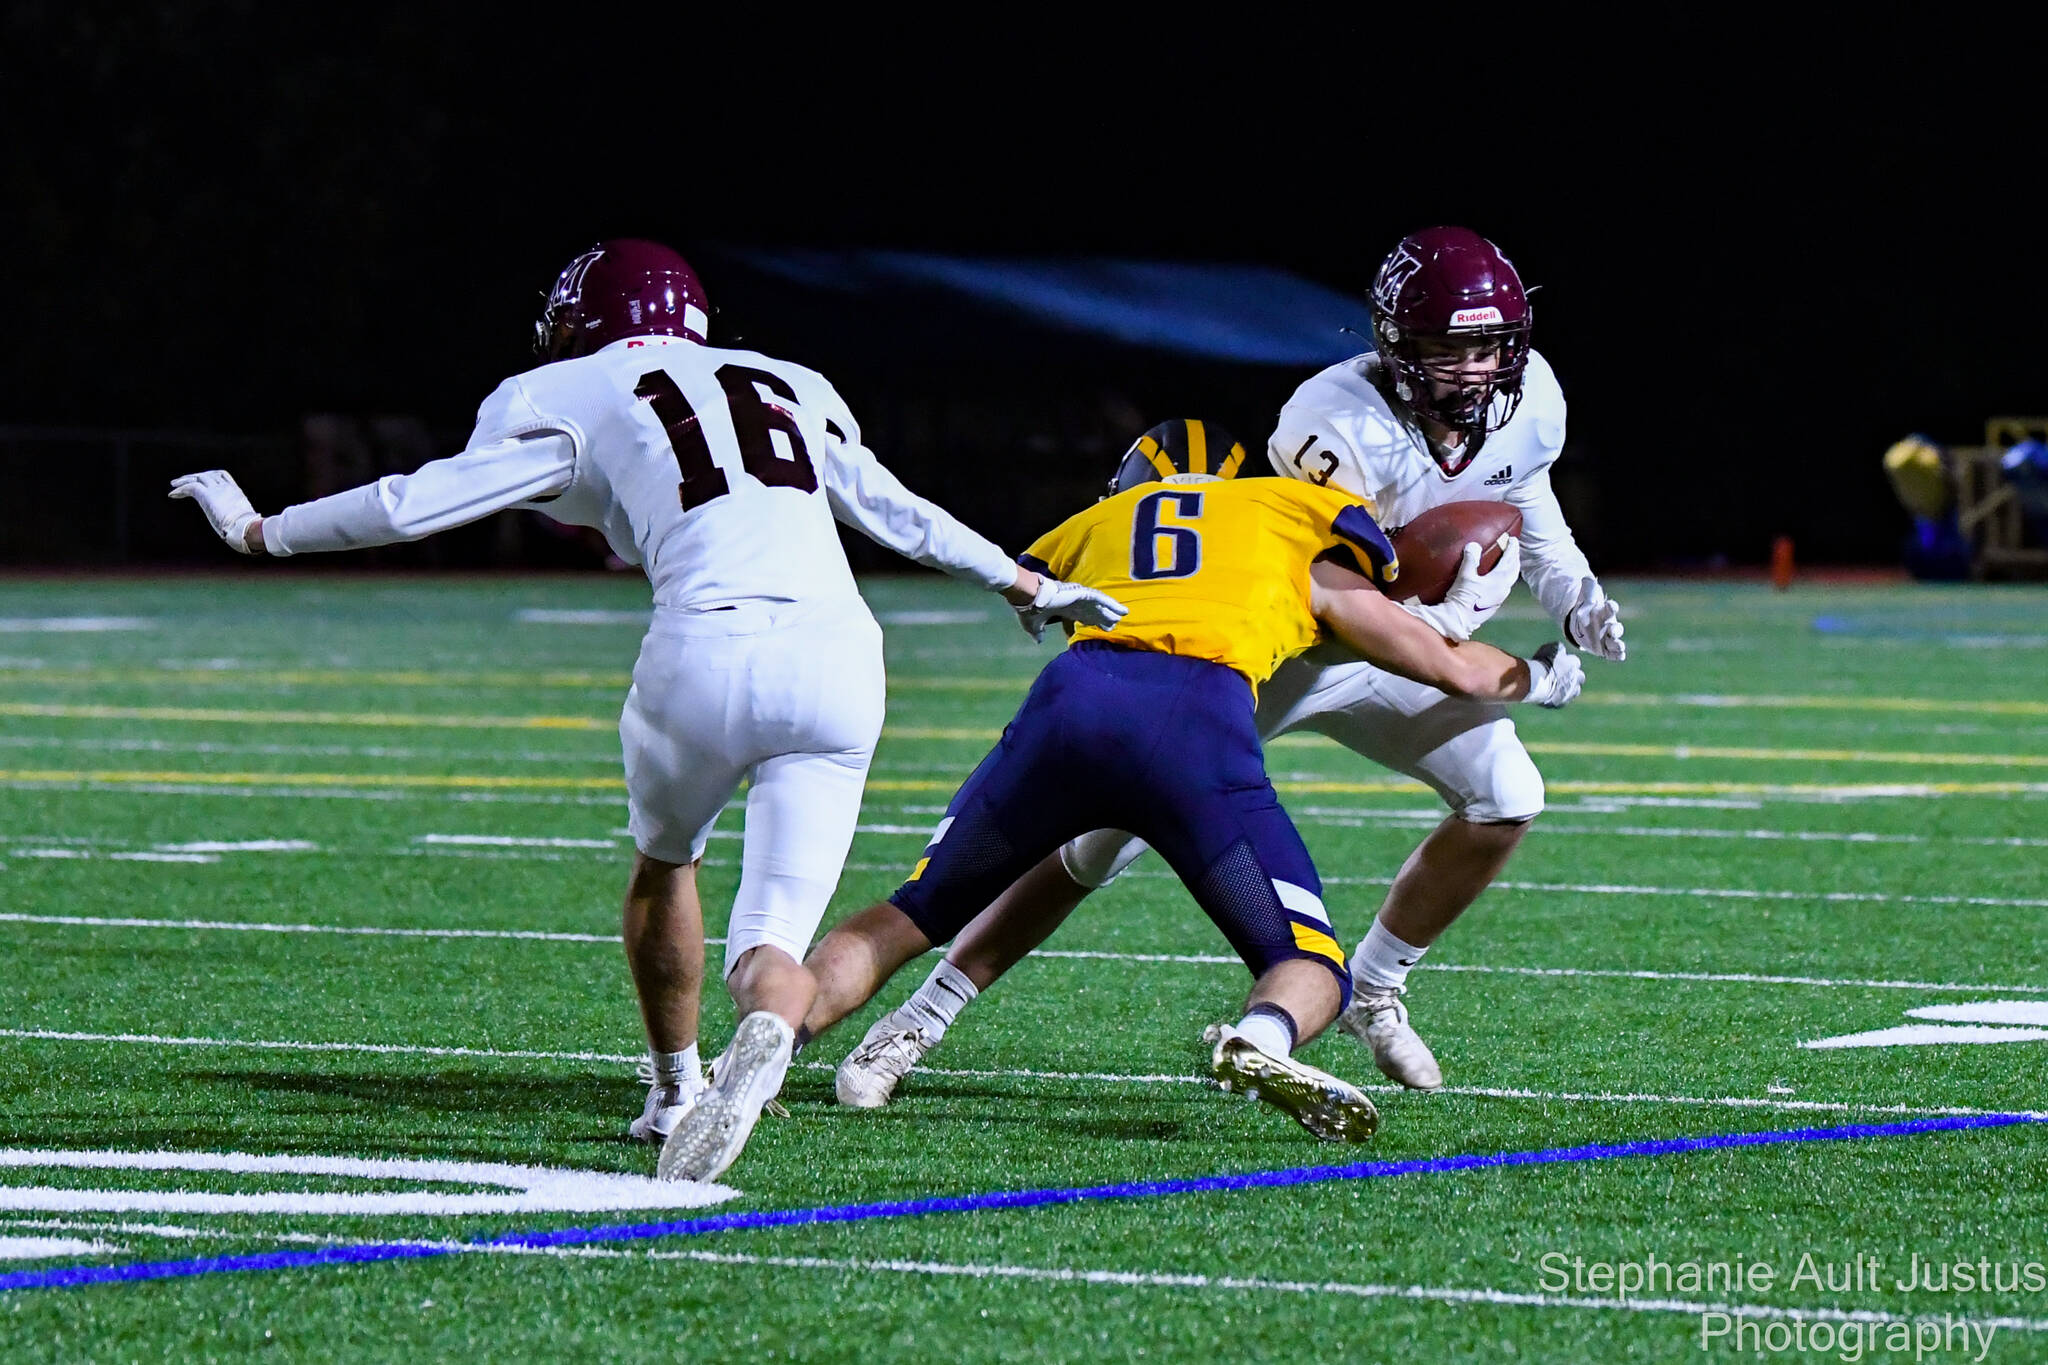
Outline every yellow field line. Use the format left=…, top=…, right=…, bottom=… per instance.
left=1524, top=741, right=2048, bottom=768
left=0, top=702, right=613, bottom=732
left=0, top=669, right=633, bottom=689
left=1579, top=691, right=2048, bottom=717
left=9, top=666, right=2045, bottom=721
left=8, top=702, right=2046, bottom=769
left=1279, top=780, right=2048, bottom=796
left=0, top=768, right=622, bottom=790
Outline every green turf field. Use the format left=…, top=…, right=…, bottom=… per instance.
left=2, top=573, right=2046, bottom=1362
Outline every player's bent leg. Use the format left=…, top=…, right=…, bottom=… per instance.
left=618, top=620, right=762, bottom=1140
left=834, top=848, right=1103, bottom=1109
left=1138, top=749, right=1377, bottom=1140
left=1277, top=666, right=1544, bottom=1091
left=1340, top=722, right=1543, bottom=1089
left=660, top=621, right=885, bottom=1180
left=621, top=852, right=709, bottom=1141
left=1208, top=961, right=1377, bottom=1143
left=803, top=902, right=938, bottom=1044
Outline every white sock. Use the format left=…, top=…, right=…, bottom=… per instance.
left=1354, top=918, right=1430, bottom=991
left=649, top=1044, right=702, bottom=1092
left=1232, top=1008, right=1294, bottom=1059
left=901, top=959, right=979, bottom=1042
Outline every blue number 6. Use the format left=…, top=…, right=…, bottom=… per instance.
left=1131, top=490, right=1204, bottom=580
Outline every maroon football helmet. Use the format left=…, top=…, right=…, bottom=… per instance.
left=534, top=239, right=711, bottom=361
left=1368, top=226, right=1532, bottom=435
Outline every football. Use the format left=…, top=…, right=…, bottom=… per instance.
left=1386, top=501, right=1523, bottom=605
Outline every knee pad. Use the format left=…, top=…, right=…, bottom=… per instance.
left=1450, top=734, right=1546, bottom=824
left=1059, top=829, right=1148, bottom=889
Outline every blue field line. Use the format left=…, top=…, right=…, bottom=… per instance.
left=4, top=1112, right=2041, bottom=1294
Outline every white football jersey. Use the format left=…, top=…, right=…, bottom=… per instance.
left=475, top=337, right=1013, bottom=610
left=1268, top=348, right=1595, bottom=627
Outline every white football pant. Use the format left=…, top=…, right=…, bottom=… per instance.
left=1061, top=653, right=1546, bottom=888
left=620, top=599, right=886, bottom=973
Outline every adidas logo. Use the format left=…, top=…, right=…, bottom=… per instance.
left=1482, top=465, right=1513, bottom=487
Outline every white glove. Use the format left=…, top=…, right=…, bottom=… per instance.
left=169, top=470, right=262, bottom=554
left=1398, top=536, right=1521, bottom=642
left=1524, top=641, right=1584, bottom=708
left=1565, top=577, right=1626, bottom=661
left=1016, top=577, right=1129, bottom=642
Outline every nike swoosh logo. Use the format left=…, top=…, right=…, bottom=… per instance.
left=1397, top=957, right=1419, bottom=966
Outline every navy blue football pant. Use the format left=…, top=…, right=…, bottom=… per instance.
left=890, top=642, right=1350, bottom=1005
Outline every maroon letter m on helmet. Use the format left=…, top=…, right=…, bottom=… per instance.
left=535, top=239, right=711, bottom=361
left=1368, top=226, right=1533, bottom=435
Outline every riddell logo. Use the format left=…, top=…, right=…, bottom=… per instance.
left=1451, top=306, right=1504, bottom=327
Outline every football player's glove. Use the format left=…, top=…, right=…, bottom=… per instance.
left=1565, top=577, right=1626, bottom=661
left=1523, top=641, right=1584, bottom=708
left=168, top=470, right=261, bottom=554
left=1016, top=576, right=1128, bottom=642
left=1398, top=536, right=1520, bottom=642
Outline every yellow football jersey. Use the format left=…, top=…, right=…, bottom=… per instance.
left=1020, top=476, right=1398, bottom=691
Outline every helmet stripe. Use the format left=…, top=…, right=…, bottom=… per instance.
left=1184, top=420, right=1208, bottom=476
left=1138, top=435, right=1176, bottom=480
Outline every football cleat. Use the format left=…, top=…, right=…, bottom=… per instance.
left=1337, top=985, right=1444, bottom=1091
left=657, top=1012, right=794, bottom=1183
left=1204, top=1023, right=1379, bottom=1142
left=628, top=1058, right=706, bottom=1143
left=835, top=1018, right=936, bottom=1109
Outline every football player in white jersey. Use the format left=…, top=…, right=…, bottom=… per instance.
left=168, top=238, right=1126, bottom=1181
left=833, top=227, right=1622, bottom=1108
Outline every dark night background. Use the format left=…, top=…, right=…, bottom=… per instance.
left=4, top=9, right=2039, bottom=573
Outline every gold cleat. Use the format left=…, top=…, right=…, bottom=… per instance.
left=1205, top=1024, right=1379, bottom=1142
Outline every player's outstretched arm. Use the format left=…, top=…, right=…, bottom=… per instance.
left=818, top=433, right=1124, bottom=635
left=1309, top=560, right=1582, bottom=706
left=168, top=436, right=575, bottom=558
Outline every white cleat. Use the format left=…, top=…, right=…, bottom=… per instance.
left=1337, top=985, right=1443, bottom=1091
left=657, top=1012, right=794, bottom=1183
left=835, top=1017, right=935, bottom=1109
left=1204, top=1023, right=1378, bottom=1142
left=627, top=1060, right=705, bottom=1143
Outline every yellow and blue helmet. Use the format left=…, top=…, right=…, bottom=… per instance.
left=1107, top=418, right=1251, bottom=498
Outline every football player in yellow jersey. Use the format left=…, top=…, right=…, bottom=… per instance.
left=793, top=422, right=1583, bottom=1142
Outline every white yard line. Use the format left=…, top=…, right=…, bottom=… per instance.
left=0, top=617, right=153, bottom=633
left=17, top=1221, right=2043, bottom=1334
left=1421, top=963, right=2048, bottom=994
left=1, top=1028, right=2039, bottom=1120
left=1295, top=873, right=2048, bottom=912
left=1296, top=812, right=2048, bottom=849
left=414, top=834, right=618, bottom=849
left=0, top=1028, right=639, bottom=1065
left=0, top=1217, right=342, bottom=1245
left=528, top=1247, right=2048, bottom=1334
left=0, top=913, right=616, bottom=943
left=6, top=911, right=2046, bottom=997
